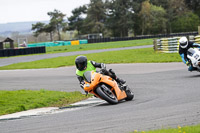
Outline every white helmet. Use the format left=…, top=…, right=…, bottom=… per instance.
left=179, top=37, right=188, bottom=49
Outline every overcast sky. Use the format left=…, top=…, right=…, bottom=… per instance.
left=0, top=0, right=90, bottom=24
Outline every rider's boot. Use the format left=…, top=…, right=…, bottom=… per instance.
left=188, top=66, right=197, bottom=72
left=109, top=69, right=126, bottom=84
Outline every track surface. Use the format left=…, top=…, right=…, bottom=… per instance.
left=1, top=63, right=200, bottom=133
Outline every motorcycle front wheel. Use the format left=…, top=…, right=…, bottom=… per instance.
left=125, top=87, right=134, bottom=101
left=96, top=86, right=118, bottom=104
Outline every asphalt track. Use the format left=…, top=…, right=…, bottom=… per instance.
left=1, top=63, right=200, bottom=133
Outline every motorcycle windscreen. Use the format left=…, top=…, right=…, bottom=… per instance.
left=187, top=48, right=195, bottom=56
left=83, top=71, right=92, bottom=83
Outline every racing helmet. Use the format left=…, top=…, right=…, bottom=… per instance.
left=75, top=55, right=87, bottom=71
left=179, top=37, right=188, bottom=49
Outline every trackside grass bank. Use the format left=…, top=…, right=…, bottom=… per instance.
left=133, top=125, right=200, bottom=133
left=0, top=39, right=153, bottom=59
left=0, top=90, right=90, bottom=116
left=46, top=39, right=153, bottom=54
left=0, top=48, right=182, bottom=70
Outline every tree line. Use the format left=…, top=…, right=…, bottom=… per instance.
left=32, top=0, right=200, bottom=41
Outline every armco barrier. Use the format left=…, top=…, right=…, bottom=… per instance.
left=0, top=47, right=46, bottom=57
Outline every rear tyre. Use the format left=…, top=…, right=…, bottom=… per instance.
left=125, top=87, right=134, bottom=101
left=96, top=85, right=118, bottom=104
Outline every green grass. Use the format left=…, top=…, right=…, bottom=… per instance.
left=133, top=125, right=200, bottom=133
left=0, top=90, right=90, bottom=116
left=0, top=48, right=181, bottom=70
left=46, top=39, right=153, bottom=53
left=0, top=39, right=153, bottom=59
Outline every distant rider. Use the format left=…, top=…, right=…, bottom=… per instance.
left=75, top=55, right=126, bottom=90
left=179, top=36, right=200, bottom=71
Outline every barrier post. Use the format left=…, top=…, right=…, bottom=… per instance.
left=0, top=42, right=3, bottom=50
left=198, top=26, right=200, bottom=35
left=153, top=39, right=158, bottom=51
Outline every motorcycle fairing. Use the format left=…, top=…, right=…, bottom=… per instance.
left=83, top=71, right=127, bottom=100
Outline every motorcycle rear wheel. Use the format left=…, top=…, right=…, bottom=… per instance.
left=96, top=86, right=118, bottom=104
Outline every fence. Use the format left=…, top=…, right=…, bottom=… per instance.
left=87, top=32, right=198, bottom=44
left=0, top=47, right=46, bottom=57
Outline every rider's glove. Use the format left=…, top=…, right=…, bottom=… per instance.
left=101, top=63, right=106, bottom=69
left=186, top=61, right=190, bottom=66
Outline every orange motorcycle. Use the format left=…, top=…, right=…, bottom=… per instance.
left=83, top=70, right=134, bottom=104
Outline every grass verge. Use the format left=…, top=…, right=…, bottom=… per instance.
left=0, top=48, right=182, bottom=70
left=133, top=125, right=200, bottom=133
left=0, top=39, right=153, bottom=59
left=0, top=90, right=90, bottom=116
left=46, top=39, right=153, bottom=53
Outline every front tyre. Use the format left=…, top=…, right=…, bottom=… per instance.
left=96, top=85, right=118, bottom=104
left=125, top=87, right=134, bottom=101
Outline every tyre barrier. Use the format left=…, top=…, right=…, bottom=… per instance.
left=0, top=47, right=46, bottom=57
left=154, top=34, right=200, bottom=53
left=71, top=40, right=80, bottom=45
left=28, top=40, right=88, bottom=47
left=154, top=37, right=180, bottom=53
left=194, top=35, right=200, bottom=44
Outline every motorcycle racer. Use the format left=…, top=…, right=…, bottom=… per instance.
left=179, top=36, right=200, bottom=71
left=75, top=55, right=126, bottom=89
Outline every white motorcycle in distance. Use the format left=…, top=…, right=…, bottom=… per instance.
left=187, top=48, right=200, bottom=71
